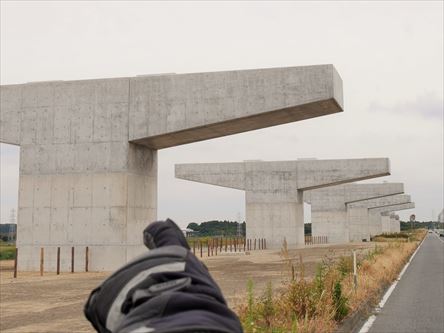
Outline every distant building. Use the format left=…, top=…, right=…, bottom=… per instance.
left=438, top=209, right=444, bottom=223
left=181, top=228, right=197, bottom=238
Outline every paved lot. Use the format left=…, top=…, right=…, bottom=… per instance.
left=368, top=233, right=444, bottom=333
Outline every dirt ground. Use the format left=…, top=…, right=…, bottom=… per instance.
left=0, top=242, right=375, bottom=333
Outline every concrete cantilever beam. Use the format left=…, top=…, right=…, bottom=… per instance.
left=176, top=158, right=390, bottom=248
left=130, top=65, right=344, bottom=149
left=347, top=194, right=411, bottom=209
left=304, top=182, right=404, bottom=244
left=368, top=202, right=415, bottom=236
left=346, top=194, right=411, bottom=241
left=0, top=65, right=343, bottom=271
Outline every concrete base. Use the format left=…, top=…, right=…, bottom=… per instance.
left=311, top=211, right=349, bottom=244
left=246, top=194, right=304, bottom=248
left=16, top=144, right=157, bottom=271
left=369, top=211, right=383, bottom=237
left=347, top=207, right=371, bottom=242
left=381, top=214, right=391, bottom=233
left=390, top=215, right=401, bottom=233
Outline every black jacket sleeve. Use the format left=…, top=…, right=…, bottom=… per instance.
left=84, top=219, right=243, bottom=333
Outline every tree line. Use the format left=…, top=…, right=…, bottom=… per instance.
left=186, top=220, right=313, bottom=236
left=185, top=220, right=443, bottom=237
left=186, top=220, right=246, bottom=237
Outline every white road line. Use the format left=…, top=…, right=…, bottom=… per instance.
left=359, top=315, right=377, bottom=332
left=358, top=235, right=427, bottom=333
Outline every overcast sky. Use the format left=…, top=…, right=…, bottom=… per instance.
left=1, top=1, right=443, bottom=228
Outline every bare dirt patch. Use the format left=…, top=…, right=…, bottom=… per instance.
left=0, top=242, right=374, bottom=333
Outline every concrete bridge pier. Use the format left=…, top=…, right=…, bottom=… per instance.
left=0, top=65, right=343, bottom=271
left=176, top=158, right=391, bottom=248
left=346, top=193, right=410, bottom=241
left=306, top=182, right=404, bottom=243
left=368, top=202, right=415, bottom=237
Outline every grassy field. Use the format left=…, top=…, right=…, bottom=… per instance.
left=0, top=242, right=16, bottom=261
left=236, top=229, right=426, bottom=333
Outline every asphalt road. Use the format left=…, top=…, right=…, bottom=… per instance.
left=367, top=233, right=444, bottom=333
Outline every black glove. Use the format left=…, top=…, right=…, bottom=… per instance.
left=84, top=219, right=243, bottom=333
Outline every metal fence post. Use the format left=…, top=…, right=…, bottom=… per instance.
left=71, top=247, right=74, bottom=273
left=56, top=247, right=60, bottom=275
left=40, top=248, right=44, bottom=276
left=13, top=248, right=18, bottom=278
left=85, top=246, right=89, bottom=272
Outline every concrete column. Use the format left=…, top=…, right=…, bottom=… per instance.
left=368, top=202, right=415, bottom=237
left=368, top=210, right=384, bottom=236
left=346, top=194, right=410, bottom=241
left=1, top=65, right=344, bottom=271
left=381, top=212, right=392, bottom=233
left=176, top=158, right=391, bottom=248
left=390, top=214, right=400, bottom=233
left=246, top=190, right=305, bottom=248
left=305, top=183, right=404, bottom=243
left=6, top=79, right=158, bottom=271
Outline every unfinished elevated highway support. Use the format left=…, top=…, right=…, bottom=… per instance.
left=176, top=158, right=391, bottom=248
left=0, top=65, right=343, bottom=271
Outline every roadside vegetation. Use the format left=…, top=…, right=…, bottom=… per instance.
left=0, top=241, right=16, bottom=260
left=236, top=229, right=426, bottom=333
left=371, top=230, right=423, bottom=242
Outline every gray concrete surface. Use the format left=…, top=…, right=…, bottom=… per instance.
left=389, top=214, right=401, bottom=233
left=346, top=195, right=410, bottom=241
left=176, top=158, right=391, bottom=248
left=0, top=65, right=343, bottom=271
left=305, top=183, right=404, bottom=243
left=368, top=202, right=415, bottom=237
left=367, top=234, right=444, bottom=333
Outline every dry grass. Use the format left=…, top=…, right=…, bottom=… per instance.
left=371, top=230, right=422, bottom=243
left=236, top=230, right=426, bottom=333
left=343, top=231, right=425, bottom=313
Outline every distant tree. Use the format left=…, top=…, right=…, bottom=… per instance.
left=186, top=220, right=246, bottom=237
left=400, top=221, right=444, bottom=230
left=187, top=222, right=200, bottom=231
left=304, top=223, right=312, bottom=235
